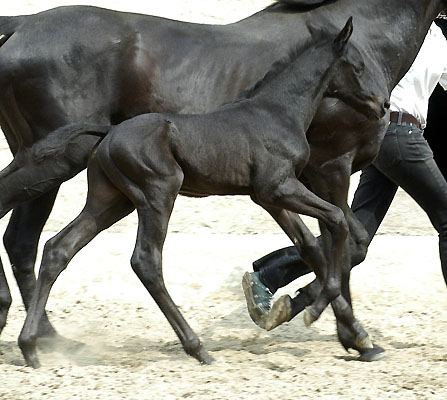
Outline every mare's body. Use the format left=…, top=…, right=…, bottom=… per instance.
left=18, top=20, right=380, bottom=368
left=0, top=0, right=445, bottom=356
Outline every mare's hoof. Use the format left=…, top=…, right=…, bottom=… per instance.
left=358, top=344, right=386, bottom=362
left=303, top=306, right=318, bottom=327
left=265, top=295, right=292, bottom=331
left=242, top=272, right=272, bottom=329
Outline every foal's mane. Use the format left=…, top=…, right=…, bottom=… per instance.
left=239, top=30, right=331, bottom=100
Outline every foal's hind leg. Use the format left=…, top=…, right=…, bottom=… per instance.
left=255, top=176, right=372, bottom=348
left=0, top=136, right=97, bottom=338
left=130, top=179, right=213, bottom=365
left=19, top=162, right=134, bottom=368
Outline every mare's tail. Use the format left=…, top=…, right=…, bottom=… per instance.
left=0, top=16, right=26, bottom=47
left=32, top=123, right=111, bottom=161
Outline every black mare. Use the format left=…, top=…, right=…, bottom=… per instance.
left=18, top=19, right=381, bottom=368
left=0, top=0, right=446, bottom=360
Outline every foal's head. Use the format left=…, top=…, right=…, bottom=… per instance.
left=321, top=17, right=390, bottom=120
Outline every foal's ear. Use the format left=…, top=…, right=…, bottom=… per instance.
left=333, top=16, right=353, bottom=53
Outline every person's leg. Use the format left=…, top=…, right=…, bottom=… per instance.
left=374, top=124, right=447, bottom=285
left=351, top=165, right=398, bottom=243
left=253, top=246, right=312, bottom=292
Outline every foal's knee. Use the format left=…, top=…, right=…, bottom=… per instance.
left=349, top=232, right=369, bottom=266
left=327, top=207, right=348, bottom=241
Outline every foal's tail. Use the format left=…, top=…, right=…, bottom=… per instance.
left=32, top=123, right=111, bottom=161
left=0, top=16, right=27, bottom=47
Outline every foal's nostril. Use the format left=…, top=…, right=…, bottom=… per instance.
left=384, top=99, right=391, bottom=109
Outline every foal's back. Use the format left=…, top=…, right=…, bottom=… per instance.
left=93, top=24, right=359, bottom=197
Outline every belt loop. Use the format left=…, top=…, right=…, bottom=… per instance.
left=397, top=111, right=403, bottom=125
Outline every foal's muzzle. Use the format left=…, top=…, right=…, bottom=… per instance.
left=364, top=96, right=390, bottom=120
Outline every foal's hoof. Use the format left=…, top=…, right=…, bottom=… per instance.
left=354, top=333, right=373, bottom=350
left=196, top=348, right=214, bottom=365
left=265, top=295, right=292, bottom=331
left=19, top=340, right=41, bottom=369
left=357, top=344, right=386, bottom=362
left=303, top=306, right=319, bottom=327
left=242, top=272, right=272, bottom=329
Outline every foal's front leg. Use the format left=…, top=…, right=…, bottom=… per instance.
left=255, top=175, right=372, bottom=349
left=257, top=207, right=327, bottom=331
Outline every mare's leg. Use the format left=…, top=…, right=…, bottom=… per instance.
left=3, top=189, right=60, bottom=338
left=18, top=160, right=134, bottom=368
left=254, top=176, right=371, bottom=349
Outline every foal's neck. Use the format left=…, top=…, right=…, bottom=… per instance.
left=253, top=42, right=337, bottom=132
